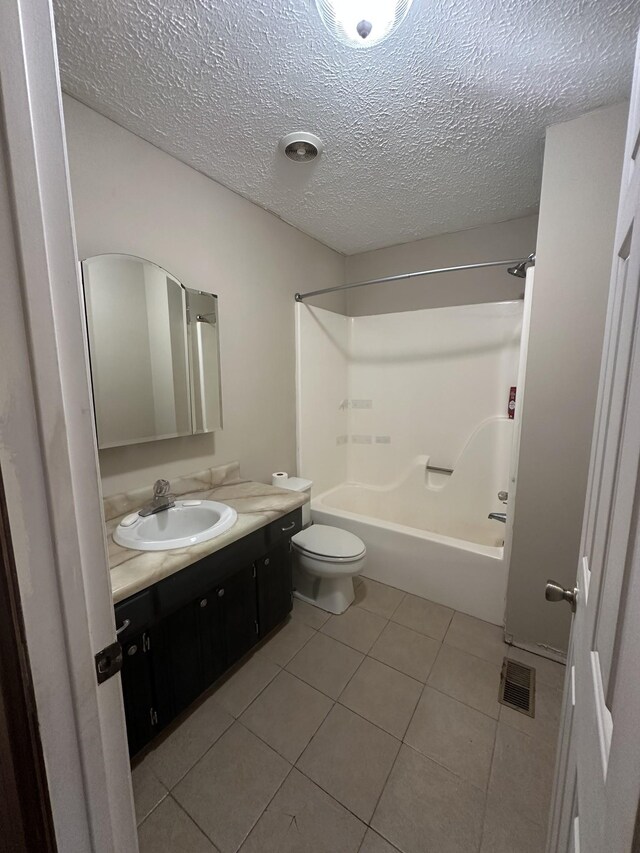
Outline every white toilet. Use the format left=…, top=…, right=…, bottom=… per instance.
left=278, top=478, right=367, bottom=614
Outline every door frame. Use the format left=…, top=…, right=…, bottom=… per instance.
left=0, top=1, right=137, bottom=849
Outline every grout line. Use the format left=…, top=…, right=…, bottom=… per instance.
left=400, top=738, right=493, bottom=796
left=365, top=741, right=403, bottom=845
left=357, top=827, right=402, bottom=853
left=423, top=675, right=499, bottom=722
left=161, top=793, right=222, bottom=848
left=217, top=660, right=283, bottom=719
left=293, top=758, right=381, bottom=830
left=238, top=689, right=336, bottom=766
left=227, top=727, right=297, bottom=852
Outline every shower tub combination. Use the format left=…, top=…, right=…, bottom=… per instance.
left=296, top=292, right=526, bottom=627
left=311, top=419, right=512, bottom=626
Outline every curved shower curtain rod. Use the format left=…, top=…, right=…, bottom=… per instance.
left=294, top=255, right=535, bottom=302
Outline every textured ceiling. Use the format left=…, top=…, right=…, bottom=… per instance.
left=53, top=0, right=638, bottom=254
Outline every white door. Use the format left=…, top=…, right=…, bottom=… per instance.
left=547, top=30, right=640, bottom=853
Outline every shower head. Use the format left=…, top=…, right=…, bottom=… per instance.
left=507, top=253, right=536, bottom=279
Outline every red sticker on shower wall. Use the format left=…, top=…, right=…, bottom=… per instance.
left=508, top=386, right=516, bottom=419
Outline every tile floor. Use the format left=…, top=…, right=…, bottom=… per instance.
left=133, top=578, right=565, bottom=853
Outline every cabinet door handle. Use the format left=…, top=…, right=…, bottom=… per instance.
left=217, top=588, right=225, bottom=598
left=116, top=618, right=130, bottom=636
left=281, top=521, right=296, bottom=532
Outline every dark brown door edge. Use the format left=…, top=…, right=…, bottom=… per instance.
left=0, top=463, right=57, bottom=852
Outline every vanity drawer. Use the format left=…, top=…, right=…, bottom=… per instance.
left=267, top=508, right=302, bottom=546
left=114, top=589, right=154, bottom=642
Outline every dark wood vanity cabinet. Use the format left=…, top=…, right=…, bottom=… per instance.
left=256, top=541, right=294, bottom=638
left=114, top=508, right=301, bottom=756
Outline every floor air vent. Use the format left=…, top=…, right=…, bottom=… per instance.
left=499, top=658, right=536, bottom=717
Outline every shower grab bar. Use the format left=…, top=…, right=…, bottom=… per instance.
left=426, top=464, right=453, bottom=475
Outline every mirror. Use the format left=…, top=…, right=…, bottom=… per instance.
left=82, top=254, right=222, bottom=449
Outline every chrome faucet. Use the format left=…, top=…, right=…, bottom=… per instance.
left=139, top=479, right=175, bottom=517
left=488, top=512, right=507, bottom=523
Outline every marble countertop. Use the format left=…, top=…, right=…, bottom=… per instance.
left=106, top=466, right=306, bottom=604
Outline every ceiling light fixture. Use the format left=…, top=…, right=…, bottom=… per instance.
left=315, top=0, right=414, bottom=48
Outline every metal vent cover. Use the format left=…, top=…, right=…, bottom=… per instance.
left=499, top=658, right=536, bottom=717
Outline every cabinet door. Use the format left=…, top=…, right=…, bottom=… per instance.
left=159, top=600, right=207, bottom=721
left=197, top=591, right=225, bottom=690
left=120, top=631, right=158, bottom=756
left=219, top=563, right=259, bottom=667
left=256, top=542, right=293, bottom=638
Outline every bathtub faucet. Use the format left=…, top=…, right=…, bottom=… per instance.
left=488, top=512, right=507, bottom=523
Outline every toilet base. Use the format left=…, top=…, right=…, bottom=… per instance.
left=293, top=569, right=355, bottom=615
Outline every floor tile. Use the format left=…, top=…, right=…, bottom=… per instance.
left=213, top=655, right=281, bottom=717
left=500, top=678, right=563, bottom=744
left=240, top=670, right=333, bottom=762
left=404, top=686, right=496, bottom=790
left=488, top=721, right=556, bottom=828
left=339, top=657, right=422, bottom=739
left=173, top=723, right=290, bottom=853
left=355, top=578, right=405, bottom=619
left=444, top=611, right=507, bottom=666
left=359, top=828, right=400, bottom=852
left=131, top=756, right=168, bottom=825
left=297, top=704, right=400, bottom=823
left=145, top=693, right=234, bottom=788
left=286, top=632, right=364, bottom=699
left=293, top=597, right=331, bottom=629
left=256, top=616, right=316, bottom=666
left=428, top=644, right=501, bottom=718
left=321, top=606, right=387, bottom=653
left=480, top=793, right=547, bottom=853
left=369, top=620, right=440, bottom=682
left=372, top=745, right=485, bottom=853
left=239, top=768, right=366, bottom=853
left=506, top=646, right=567, bottom=690
left=391, top=594, right=454, bottom=641
left=138, top=796, right=219, bottom=853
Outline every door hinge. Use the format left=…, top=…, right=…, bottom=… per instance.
left=255, top=620, right=260, bottom=635
left=95, top=641, right=123, bottom=685
left=143, top=632, right=151, bottom=652
left=252, top=563, right=257, bottom=579
left=150, top=708, right=158, bottom=726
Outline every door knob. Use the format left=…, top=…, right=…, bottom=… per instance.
left=545, top=580, right=578, bottom=613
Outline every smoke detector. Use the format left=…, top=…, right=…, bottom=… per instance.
left=279, top=132, right=323, bottom=163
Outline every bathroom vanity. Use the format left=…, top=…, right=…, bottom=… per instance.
left=106, top=465, right=305, bottom=756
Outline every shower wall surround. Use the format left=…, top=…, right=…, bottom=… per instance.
left=296, top=301, right=523, bottom=494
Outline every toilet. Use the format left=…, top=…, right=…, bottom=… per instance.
left=277, top=477, right=367, bottom=614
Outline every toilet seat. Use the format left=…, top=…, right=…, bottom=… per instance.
left=292, top=524, right=366, bottom=563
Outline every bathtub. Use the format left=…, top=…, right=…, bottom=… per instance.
left=311, top=420, right=512, bottom=626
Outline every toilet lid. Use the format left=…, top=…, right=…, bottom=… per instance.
left=292, top=524, right=366, bottom=559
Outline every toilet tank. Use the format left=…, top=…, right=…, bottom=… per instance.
left=276, top=477, right=312, bottom=525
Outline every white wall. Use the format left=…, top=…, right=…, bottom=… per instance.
left=347, top=302, right=523, bottom=487
left=296, top=304, right=349, bottom=495
left=506, top=103, right=628, bottom=654
left=297, top=302, right=522, bottom=510
left=63, top=96, right=345, bottom=496
left=345, top=215, right=538, bottom=316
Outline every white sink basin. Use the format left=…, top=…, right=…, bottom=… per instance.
left=113, top=500, right=238, bottom=551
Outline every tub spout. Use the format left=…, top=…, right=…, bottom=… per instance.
left=488, top=512, right=507, bottom=523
